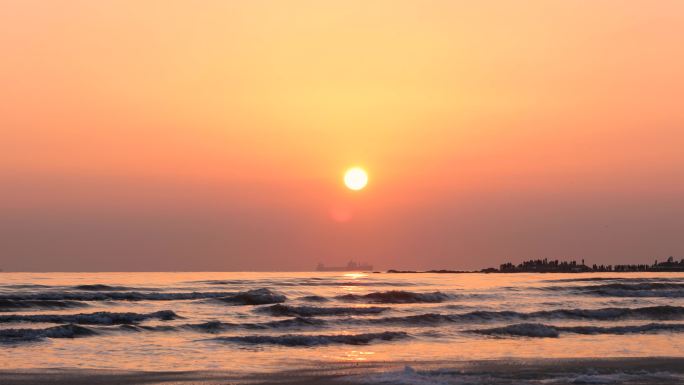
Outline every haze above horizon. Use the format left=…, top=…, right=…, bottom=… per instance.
left=1, top=1, right=683, bottom=272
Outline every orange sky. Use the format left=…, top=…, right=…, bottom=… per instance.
left=1, top=1, right=683, bottom=271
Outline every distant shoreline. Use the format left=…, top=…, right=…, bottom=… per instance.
left=384, top=269, right=684, bottom=274
left=385, top=256, right=684, bottom=274
left=2, top=256, right=684, bottom=274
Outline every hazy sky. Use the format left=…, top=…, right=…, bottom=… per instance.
left=1, top=1, right=683, bottom=271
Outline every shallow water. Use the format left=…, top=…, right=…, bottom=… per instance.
left=0, top=272, right=683, bottom=373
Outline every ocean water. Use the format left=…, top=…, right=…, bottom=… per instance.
left=1, top=272, right=683, bottom=374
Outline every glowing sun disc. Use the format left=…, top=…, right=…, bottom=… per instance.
left=344, top=167, right=368, bottom=191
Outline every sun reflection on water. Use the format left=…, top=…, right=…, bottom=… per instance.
left=343, top=273, right=368, bottom=279
left=342, top=350, right=376, bottom=361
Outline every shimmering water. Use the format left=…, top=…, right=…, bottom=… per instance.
left=1, top=272, right=683, bottom=373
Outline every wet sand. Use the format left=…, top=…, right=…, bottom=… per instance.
left=2, top=357, right=684, bottom=385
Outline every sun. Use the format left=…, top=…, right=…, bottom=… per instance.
left=344, top=167, right=368, bottom=191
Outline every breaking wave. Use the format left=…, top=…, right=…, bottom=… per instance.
left=0, top=324, right=97, bottom=343
left=208, top=331, right=408, bottom=346
left=471, top=322, right=684, bottom=338
left=213, top=288, right=286, bottom=305
left=336, top=291, right=451, bottom=303
left=255, top=304, right=389, bottom=317
left=0, top=310, right=177, bottom=325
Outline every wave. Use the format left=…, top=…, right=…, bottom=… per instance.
left=254, top=305, right=684, bottom=325
left=586, top=283, right=684, bottom=290
left=336, top=291, right=451, bottom=304
left=0, top=289, right=278, bottom=302
left=107, top=316, right=327, bottom=335
left=256, top=317, right=325, bottom=329
left=1, top=284, right=52, bottom=289
left=526, top=305, right=684, bottom=320
left=72, top=284, right=135, bottom=291
left=2, top=284, right=139, bottom=291
left=471, top=323, right=562, bottom=337
left=368, top=313, right=456, bottom=326
left=0, top=310, right=177, bottom=325
left=197, top=279, right=411, bottom=287
left=547, top=282, right=684, bottom=297
left=585, top=289, right=684, bottom=298
left=471, top=322, right=684, bottom=338
left=208, top=331, right=408, bottom=346
left=560, top=323, right=684, bottom=335
left=299, top=295, right=329, bottom=302
left=117, top=324, right=177, bottom=333
left=0, top=299, right=88, bottom=311
left=0, top=324, right=97, bottom=343
left=185, top=321, right=228, bottom=333
left=2, top=284, right=146, bottom=291
left=547, top=277, right=684, bottom=283
left=213, top=288, right=286, bottom=305
left=0, top=291, right=226, bottom=301
left=184, top=317, right=326, bottom=333
left=360, top=306, right=684, bottom=327
left=255, top=304, right=389, bottom=317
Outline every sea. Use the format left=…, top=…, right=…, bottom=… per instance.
left=1, top=272, right=683, bottom=383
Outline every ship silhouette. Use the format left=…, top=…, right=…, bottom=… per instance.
left=316, top=261, right=373, bottom=272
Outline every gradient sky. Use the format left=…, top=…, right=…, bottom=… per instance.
left=1, top=1, right=683, bottom=271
